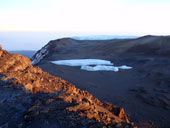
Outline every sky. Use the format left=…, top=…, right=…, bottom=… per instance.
left=0, top=0, right=170, bottom=35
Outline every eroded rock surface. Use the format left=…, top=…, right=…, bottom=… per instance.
left=0, top=45, right=134, bottom=128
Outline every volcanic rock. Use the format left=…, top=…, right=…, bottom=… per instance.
left=31, top=35, right=170, bottom=65
left=0, top=46, right=134, bottom=127
left=31, top=35, right=170, bottom=128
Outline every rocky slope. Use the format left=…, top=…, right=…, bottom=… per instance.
left=31, top=35, right=170, bottom=65
left=31, top=35, right=170, bottom=128
left=0, top=45, right=135, bottom=128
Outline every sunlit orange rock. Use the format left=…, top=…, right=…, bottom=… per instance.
left=0, top=45, right=133, bottom=127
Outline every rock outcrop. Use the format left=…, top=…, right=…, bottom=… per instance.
left=0, top=45, right=135, bottom=127
left=31, top=36, right=170, bottom=65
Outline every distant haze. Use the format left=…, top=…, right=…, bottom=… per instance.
left=0, top=31, right=138, bottom=51
left=0, top=0, right=169, bottom=51
left=0, top=31, right=72, bottom=50
left=0, top=0, right=170, bottom=35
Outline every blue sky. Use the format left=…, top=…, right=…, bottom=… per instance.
left=1, top=0, right=170, bottom=11
left=0, top=0, right=170, bottom=35
left=0, top=0, right=47, bottom=11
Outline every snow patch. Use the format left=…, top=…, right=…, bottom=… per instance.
left=51, top=59, right=132, bottom=72
left=81, top=65, right=119, bottom=72
left=51, top=59, right=113, bottom=66
left=31, top=45, right=48, bottom=65
left=72, top=35, right=138, bottom=40
left=118, top=65, right=133, bottom=70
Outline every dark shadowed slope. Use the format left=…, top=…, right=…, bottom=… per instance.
left=31, top=35, right=170, bottom=128
left=0, top=45, right=135, bottom=128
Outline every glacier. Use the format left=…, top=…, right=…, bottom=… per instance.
left=51, top=59, right=132, bottom=72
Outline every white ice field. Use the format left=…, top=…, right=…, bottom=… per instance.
left=51, top=59, right=132, bottom=72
